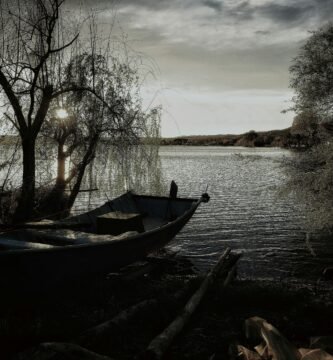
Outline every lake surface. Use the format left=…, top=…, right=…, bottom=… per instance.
left=157, top=146, right=333, bottom=284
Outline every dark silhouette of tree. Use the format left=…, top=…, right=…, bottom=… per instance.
left=0, top=0, right=148, bottom=222
left=0, top=1, right=80, bottom=220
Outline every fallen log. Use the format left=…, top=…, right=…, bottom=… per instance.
left=144, top=247, right=237, bottom=360
left=74, top=276, right=199, bottom=350
left=74, top=298, right=158, bottom=348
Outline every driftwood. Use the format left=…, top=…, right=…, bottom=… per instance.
left=74, top=298, right=158, bottom=348
left=16, top=342, right=113, bottom=360
left=75, top=275, right=198, bottom=350
left=144, top=247, right=237, bottom=360
left=15, top=257, right=199, bottom=360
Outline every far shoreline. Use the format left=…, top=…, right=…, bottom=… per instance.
left=1, top=127, right=306, bottom=149
left=160, top=128, right=300, bottom=148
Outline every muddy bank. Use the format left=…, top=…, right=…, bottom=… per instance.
left=1, top=251, right=332, bottom=359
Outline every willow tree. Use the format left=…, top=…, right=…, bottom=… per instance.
left=0, top=0, right=117, bottom=222
left=39, top=50, right=160, bottom=216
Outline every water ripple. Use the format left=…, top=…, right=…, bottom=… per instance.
left=160, top=146, right=332, bottom=284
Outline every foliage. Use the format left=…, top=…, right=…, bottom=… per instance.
left=285, top=24, right=333, bottom=232
left=284, top=143, right=333, bottom=232
left=290, top=110, right=325, bottom=148
left=290, top=23, right=333, bottom=124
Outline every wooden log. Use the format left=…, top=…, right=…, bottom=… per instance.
left=220, top=253, right=242, bottom=285
left=75, top=277, right=198, bottom=350
left=144, top=248, right=234, bottom=360
left=223, top=263, right=238, bottom=287
left=17, top=342, right=113, bottom=360
left=74, top=299, right=158, bottom=348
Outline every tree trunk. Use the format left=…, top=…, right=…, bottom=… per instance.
left=56, top=142, right=66, bottom=188
left=13, top=135, right=36, bottom=223
left=67, top=135, right=98, bottom=210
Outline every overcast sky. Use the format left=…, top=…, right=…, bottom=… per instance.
left=70, top=0, right=333, bottom=136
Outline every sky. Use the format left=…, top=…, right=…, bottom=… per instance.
left=70, top=0, right=333, bottom=137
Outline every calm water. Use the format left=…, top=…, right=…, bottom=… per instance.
left=158, top=146, right=333, bottom=284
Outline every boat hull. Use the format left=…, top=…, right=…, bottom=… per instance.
left=0, top=194, right=203, bottom=295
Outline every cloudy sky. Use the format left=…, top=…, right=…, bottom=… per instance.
left=71, top=0, right=333, bottom=136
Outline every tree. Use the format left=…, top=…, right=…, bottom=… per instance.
left=290, top=110, right=322, bottom=148
left=286, top=24, right=333, bottom=232
left=290, top=23, right=333, bottom=124
left=35, top=50, right=161, bottom=218
left=0, top=0, right=120, bottom=222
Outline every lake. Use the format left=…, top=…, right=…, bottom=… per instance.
left=157, top=146, right=332, bottom=285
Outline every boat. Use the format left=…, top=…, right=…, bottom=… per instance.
left=0, top=189, right=209, bottom=293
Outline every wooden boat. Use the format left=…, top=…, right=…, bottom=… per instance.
left=0, top=190, right=209, bottom=293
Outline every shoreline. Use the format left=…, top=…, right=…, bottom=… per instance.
left=160, top=128, right=296, bottom=148
left=3, top=251, right=333, bottom=359
left=2, top=128, right=307, bottom=149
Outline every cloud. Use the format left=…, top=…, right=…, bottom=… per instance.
left=255, top=30, right=270, bottom=35
left=316, top=0, right=333, bottom=21
left=202, top=0, right=223, bottom=13
left=222, top=1, right=317, bottom=26
left=64, top=0, right=333, bottom=135
left=258, top=3, right=315, bottom=25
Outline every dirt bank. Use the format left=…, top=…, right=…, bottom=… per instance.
left=2, top=251, right=332, bottom=359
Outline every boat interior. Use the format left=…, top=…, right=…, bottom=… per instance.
left=0, top=192, right=197, bottom=251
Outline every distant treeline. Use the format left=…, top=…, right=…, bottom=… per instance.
left=1, top=128, right=310, bottom=149
left=160, top=128, right=305, bottom=148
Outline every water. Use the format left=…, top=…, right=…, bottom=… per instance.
left=158, top=146, right=332, bottom=284
left=2, top=144, right=332, bottom=284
